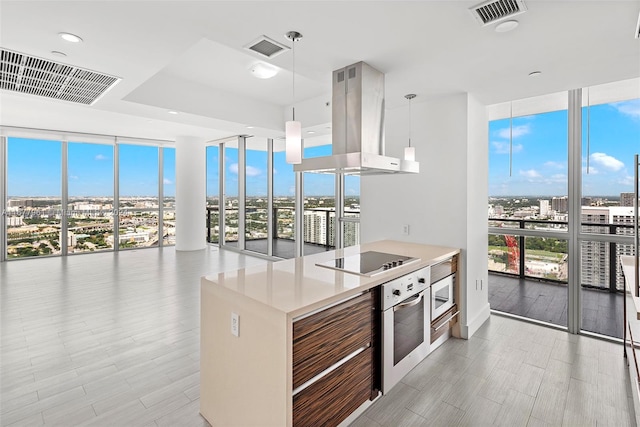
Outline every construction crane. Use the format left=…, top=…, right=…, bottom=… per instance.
left=504, top=235, right=519, bottom=273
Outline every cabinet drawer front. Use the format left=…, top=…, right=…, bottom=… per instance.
left=293, top=292, right=372, bottom=389
left=431, top=304, right=458, bottom=343
left=293, top=348, right=372, bottom=427
left=431, top=255, right=457, bottom=284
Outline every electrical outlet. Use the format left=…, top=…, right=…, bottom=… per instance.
left=402, top=224, right=410, bottom=235
left=231, top=312, right=239, bottom=337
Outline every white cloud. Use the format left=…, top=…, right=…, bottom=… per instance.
left=246, top=166, right=261, bottom=177
left=519, top=169, right=541, bottom=179
left=491, top=141, right=523, bottom=155
left=613, top=99, right=640, bottom=119
left=590, top=152, right=624, bottom=172
left=619, top=175, right=634, bottom=186
left=228, top=163, right=261, bottom=176
left=582, top=166, right=599, bottom=175
left=94, top=154, right=108, bottom=161
left=544, top=161, right=564, bottom=169
left=69, top=175, right=79, bottom=180
left=497, top=124, right=531, bottom=139
left=549, top=174, right=566, bottom=183
left=163, top=178, right=173, bottom=185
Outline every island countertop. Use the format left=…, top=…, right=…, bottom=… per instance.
left=202, top=239, right=460, bottom=319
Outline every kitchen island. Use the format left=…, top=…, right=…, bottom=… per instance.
left=200, top=240, right=460, bottom=427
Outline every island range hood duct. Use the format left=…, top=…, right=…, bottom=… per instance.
left=293, top=61, right=419, bottom=175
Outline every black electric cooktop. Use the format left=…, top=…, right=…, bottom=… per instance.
left=316, top=251, right=419, bottom=277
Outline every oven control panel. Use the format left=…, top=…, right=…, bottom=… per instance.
left=381, top=266, right=430, bottom=311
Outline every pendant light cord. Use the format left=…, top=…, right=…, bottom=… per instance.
left=292, top=38, right=296, bottom=121
left=408, top=96, right=412, bottom=148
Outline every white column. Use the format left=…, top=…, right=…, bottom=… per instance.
left=175, top=136, right=206, bottom=251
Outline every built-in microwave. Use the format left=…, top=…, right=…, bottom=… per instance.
left=431, top=273, right=455, bottom=320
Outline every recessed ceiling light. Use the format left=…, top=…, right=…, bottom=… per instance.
left=58, top=32, right=83, bottom=43
left=307, top=131, right=315, bottom=134
left=246, top=126, right=254, bottom=129
left=495, top=20, right=519, bottom=33
left=51, top=51, right=67, bottom=57
left=528, top=71, right=542, bottom=77
left=168, top=110, right=178, bottom=115
left=249, top=62, right=279, bottom=79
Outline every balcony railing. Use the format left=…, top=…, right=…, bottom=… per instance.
left=206, top=206, right=360, bottom=250
left=488, top=217, right=635, bottom=293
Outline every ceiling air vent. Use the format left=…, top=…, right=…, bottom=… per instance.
left=470, top=0, right=528, bottom=26
left=244, top=35, right=290, bottom=59
left=0, top=48, right=119, bottom=105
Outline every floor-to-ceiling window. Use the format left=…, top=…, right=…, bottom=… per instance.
left=488, top=92, right=570, bottom=328
left=579, top=80, right=640, bottom=338
left=489, top=78, right=640, bottom=338
left=6, top=137, right=62, bottom=259
left=162, top=147, right=176, bottom=246
left=118, top=144, right=159, bottom=249
left=2, top=130, right=176, bottom=262
left=206, top=145, right=220, bottom=244
left=67, top=141, right=114, bottom=254
left=223, top=140, right=239, bottom=247
left=303, top=143, right=335, bottom=255
left=245, top=138, right=268, bottom=255
left=273, top=141, right=296, bottom=258
left=343, top=175, right=360, bottom=248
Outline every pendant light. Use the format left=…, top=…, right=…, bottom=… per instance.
left=404, top=94, right=417, bottom=161
left=285, top=31, right=303, bottom=164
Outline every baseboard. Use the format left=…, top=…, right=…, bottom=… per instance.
left=460, top=303, right=491, bottom=339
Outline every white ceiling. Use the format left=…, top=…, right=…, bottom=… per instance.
left=1, top=0, right=639, bottom=143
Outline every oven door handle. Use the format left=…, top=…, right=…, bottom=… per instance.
left=393, top=292, right=424, bottom=312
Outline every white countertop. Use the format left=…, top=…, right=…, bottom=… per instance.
left=202, top=240, right=460, bottom=318
left=622, top=255, right=640, bottom=321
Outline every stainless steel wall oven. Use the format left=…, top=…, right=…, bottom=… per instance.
left=381, top=266, right=430, bottom=393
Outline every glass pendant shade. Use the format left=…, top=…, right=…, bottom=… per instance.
left=404, top=146, right=415, bottom=161
left=285, top=120, right=302, bottom=164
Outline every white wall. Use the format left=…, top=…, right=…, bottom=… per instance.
left=361, top=93, right=489, bottom=338
left=175, top=136, right=207, bottom=251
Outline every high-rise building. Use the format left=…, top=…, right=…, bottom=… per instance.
left=551, top=196, right=568, bottom=213
left=303, top=210, right=329, bottom=245
left=539, top=200, right=550, bottom=217
left=620, top=192, right=637, bottom=207
left=580, top=206, right=635, bottom=290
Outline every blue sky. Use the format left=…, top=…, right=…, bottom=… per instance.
left=7, top=140, right=175, bottom=198
left=489, top=99, right=640, bottom=196
left=8, top=99, right=637, bottom=198
left=206, top=144, right=360, bottom=197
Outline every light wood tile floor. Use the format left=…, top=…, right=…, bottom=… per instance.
left=1, top=247, right=635, bottom=426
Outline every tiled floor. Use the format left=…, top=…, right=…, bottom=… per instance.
left=353, top=314, right=634, bottom=426
left=0, top=247, right=635, bottom=426
left=488, top=273, right=624, bottom=339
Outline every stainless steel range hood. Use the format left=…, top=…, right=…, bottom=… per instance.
left=293, top=62, right=419, bottom=175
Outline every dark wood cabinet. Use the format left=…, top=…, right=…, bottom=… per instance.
left=292, top=291, right=376, bottom=427
left=293, top=348, right=373, bottom=427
